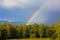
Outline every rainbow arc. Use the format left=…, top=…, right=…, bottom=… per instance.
left=26, top=0, right=48, bottom=25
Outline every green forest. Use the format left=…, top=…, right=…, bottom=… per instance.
left=0, top=20, right=60, bottom=40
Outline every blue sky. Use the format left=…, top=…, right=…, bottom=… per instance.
left=0, top=0, right=60, bottom=25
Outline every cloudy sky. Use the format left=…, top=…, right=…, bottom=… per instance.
left=0, top=0, right=60, bottom=25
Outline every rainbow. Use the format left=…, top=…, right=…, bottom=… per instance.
left=26, top=0, right=48, bottom=25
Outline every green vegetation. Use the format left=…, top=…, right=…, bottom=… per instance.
left=0, top=20, right=60, bottom=40
left=6, top=38, right=53, bottom=40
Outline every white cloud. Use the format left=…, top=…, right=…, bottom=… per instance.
left=0, top=0, right=60, bottom=9
left=0, top=19, right=16, bottom=22
left=1, top=0, right=17, bottom=8
left=0, top=0, right=31, bottom=8
left=0, top=0, right=46, bottom=8
left=2, top=0, right=30, bottom=7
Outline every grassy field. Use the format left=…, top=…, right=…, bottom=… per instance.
left=6, top=38, right=53, bottom=40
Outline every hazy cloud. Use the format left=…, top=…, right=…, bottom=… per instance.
left=0, top=0, right=45, bottom=8
left=0, top=19, right=16, bottom=22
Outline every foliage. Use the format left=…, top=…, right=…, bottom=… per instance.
left=0, top=21, right=60, bottom=40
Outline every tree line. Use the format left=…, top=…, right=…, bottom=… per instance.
left=0, top=22, right=60, bottom=40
